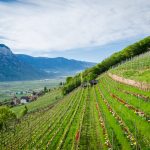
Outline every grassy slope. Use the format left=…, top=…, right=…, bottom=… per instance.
left=110, top=51, right=150, bottom=83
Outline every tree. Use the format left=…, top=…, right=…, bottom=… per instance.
left=21, top=106, right=28, bottom=117
left=66, top=77, right=73, bottom=83
left=59, top=82, right=64, bottom=86
left=44, top=86, right=48, bottom=93
left=0, top=106, right=16, bottom=130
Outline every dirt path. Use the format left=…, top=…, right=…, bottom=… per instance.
left=108, top=73, right=150, bottom=91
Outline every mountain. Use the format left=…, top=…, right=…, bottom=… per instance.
left=0, top=44, right=95, bottom=81
left=0, top=44, right=48, bottom=81
left=16, top=54, right=95, bottom=75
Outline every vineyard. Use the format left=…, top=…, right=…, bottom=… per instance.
left=110, top=51, right=150, bottom=83
left=0, top=51, right=150, bottom=150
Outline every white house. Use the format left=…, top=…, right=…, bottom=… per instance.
left=20, top=99, right=28, bottom=104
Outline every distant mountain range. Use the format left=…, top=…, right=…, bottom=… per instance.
left=0, top=44, right=95, bottom=81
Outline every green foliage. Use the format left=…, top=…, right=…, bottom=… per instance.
left=110, top=51, right=150, bottom=83
left=0, top=106, right=16, bottom=130
left=66, top=77, right=73, bottom=83
left=62, top=36, right=150, bottom=94
left=44, top=86, right=48, bottom=93
left=0, top=78, right=61, bottom=103
left=11, top=89, right=62, bottom=117
left=59, top=82, right=64, bottom=86
left=62, top=74, right=81, bottom=95
left=20, top=105, right=28, bottom=118
left=0, top=77, right=150, bottom=149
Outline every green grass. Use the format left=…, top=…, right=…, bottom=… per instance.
left=98, top=75, right=150, bottom=148
left=103, top=75, right=150, bottom=115
left=61, top=88, right=86, bottom=149
left=0, top=78, right=63, bottom=102
left=1, top=80, right=150, bottom=149
left=95, top=86, right=131, bottom=150
left=110, top=51, right=150, bottom=83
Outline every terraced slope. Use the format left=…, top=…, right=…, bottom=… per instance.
left=0, top=52, right=150, bottom=150
left=110, top=51, right=150, bottom=83
left=96, top=74, right=150, bottom=149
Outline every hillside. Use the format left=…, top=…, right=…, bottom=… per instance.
left=62, top=36, right=150, bottom=95
left=110, top=51, right=150, bottom=83
left=0, top=50, right=149, bottom=149
left=0, top=44, right=95, bottom=81
left=0, top=44, right=47, bottom=81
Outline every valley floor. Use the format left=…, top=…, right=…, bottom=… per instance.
left=0, top=78, right=62, bottom=103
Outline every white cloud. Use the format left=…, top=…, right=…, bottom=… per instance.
left=0, top=0, right=150, bottom=55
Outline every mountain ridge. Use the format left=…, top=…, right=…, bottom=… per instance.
left=0, top=44, right=95, bottom=81
left=16, top=54, right=95, bottom=73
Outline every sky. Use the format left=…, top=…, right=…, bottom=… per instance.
left=0, top=0, right=150, bottom=62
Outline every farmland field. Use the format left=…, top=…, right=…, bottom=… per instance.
left=0, top=52, right=150, bottom=150
left=0, top=78, right=63, bottom=102
left=11, top=89, right=62, bottom=117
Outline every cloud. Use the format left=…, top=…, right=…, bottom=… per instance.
left=0, top=35, right=7, bottom=40
left=0, top=0, right=150, bottom=56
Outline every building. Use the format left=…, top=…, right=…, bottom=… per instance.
left=90, top=80, right=98, bottom=86
left=20, top=96, right=30, bottom=104
left=12, top=96, right=20, bottom=105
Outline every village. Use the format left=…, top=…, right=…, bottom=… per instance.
left=8, top=80, right=98, bottom=106
left=1, top=87, right=50, bottom=107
